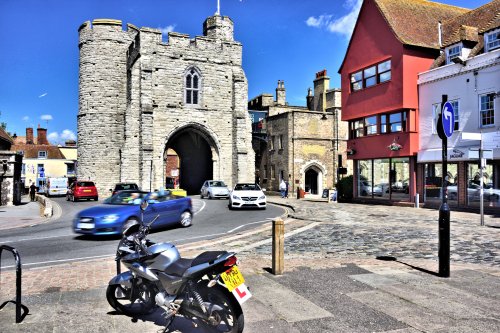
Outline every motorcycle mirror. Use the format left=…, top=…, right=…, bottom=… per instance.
left=140, top=200, right=149, bottom=211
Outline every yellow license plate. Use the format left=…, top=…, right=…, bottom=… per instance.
left=220, top=266, right=245, bottom=292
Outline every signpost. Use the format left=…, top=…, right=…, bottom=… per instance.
left=436, top=96, right=453, bottom=278
left=462, top=132, right=491, bottom=226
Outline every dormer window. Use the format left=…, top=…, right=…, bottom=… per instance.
left=185, top=67, right=201, bottom=105
left=446, top=44, right=462, bottom=64
left=38, top=151, right=47, bottom=159
left=485, top=29, right=500, bottom=52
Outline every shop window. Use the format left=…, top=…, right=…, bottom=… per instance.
left=424, top=163, right=458, bottom=205
left=467, top=161, right=500, bottom=208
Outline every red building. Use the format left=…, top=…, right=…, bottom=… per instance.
left=339, top=0, right=467, bottom=203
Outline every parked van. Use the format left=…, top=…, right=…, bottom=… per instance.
left=47, top=177, right=68, bottom=197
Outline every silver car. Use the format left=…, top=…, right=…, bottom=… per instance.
left=200, top=180, right=230, bottom=199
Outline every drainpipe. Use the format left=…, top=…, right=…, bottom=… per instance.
left=438, top=21, right=442, bottom=48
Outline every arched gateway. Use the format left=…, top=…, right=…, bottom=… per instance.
left=77, top=15, right=254, bottom=195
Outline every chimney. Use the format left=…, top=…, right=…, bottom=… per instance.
left=276, top=80, right=286, bottom=106
left=26, top=127, right=34, bottom=144
left=313, top=69, right=330, bottom=111
left=37, top=124, right=49, bottom=145
left=306, top=87, right=314, bottom=110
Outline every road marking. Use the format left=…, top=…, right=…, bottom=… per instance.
left=0, top=233, right=75, bottom=244
left=193, top=200, right=206, bottom=215
left=226, top=220, right=271, bottom=233
left=1, top=254, right=114, bottom=270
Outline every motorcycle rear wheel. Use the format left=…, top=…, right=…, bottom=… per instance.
left=198, top=284, right=244, bottom=333
left=106, top=280, right=156, bottom=316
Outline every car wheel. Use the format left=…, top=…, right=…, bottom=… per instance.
left=200, top=193, right=204, bottom=199
left=179, top=211, right=192, bottom=228
left=94, top=197, right=99, bottom=201
left=208, top=192, right=213, bottom=200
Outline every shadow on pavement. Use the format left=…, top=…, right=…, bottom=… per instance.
left=376, top=255, right=440, bottom=277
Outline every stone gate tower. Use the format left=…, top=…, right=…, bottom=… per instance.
left=78, top=15, right=254, bottom=195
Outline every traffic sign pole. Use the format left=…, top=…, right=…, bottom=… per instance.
left=437, top=95, right=451, bottom=278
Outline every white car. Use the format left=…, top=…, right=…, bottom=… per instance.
left=228, top=183, right=267, bottom=210
left=200, top=180, right=230, bottom=199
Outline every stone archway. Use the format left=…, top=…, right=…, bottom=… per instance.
left=300, top=160, right=327, bottom=196
left=164, top=124, right=220, bottom=195
left=305, top=168, right=319, bottom=194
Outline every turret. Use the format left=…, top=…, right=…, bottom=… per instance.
left=203, top=15, right=234, bottom=41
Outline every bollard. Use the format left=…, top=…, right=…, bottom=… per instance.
left=272, top=218, right=284, bottom=275
left=415, top=193, right=420, bottom=208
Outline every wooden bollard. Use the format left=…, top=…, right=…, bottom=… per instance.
left=272, top=218, right=285, bottom=275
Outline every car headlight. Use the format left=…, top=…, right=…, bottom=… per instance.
left=232, top=194, right=241, bottom=200
left=102, top=214, right=119, bottom=223
left=259, top=195, right=266, bottom=200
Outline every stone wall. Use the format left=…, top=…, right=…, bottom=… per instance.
left=78, top=15, right=254, bottom=195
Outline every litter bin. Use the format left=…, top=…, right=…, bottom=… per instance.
left=296, top=187, right=305, bottom=199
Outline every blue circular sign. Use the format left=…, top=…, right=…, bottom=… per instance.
left=442, top=101, right=455, bottom=138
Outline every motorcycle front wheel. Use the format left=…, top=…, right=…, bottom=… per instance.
left=198, top=284, right=244, bottom=333
left=106, top=280, right=156, bottom=316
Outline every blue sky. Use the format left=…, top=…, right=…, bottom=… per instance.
left=0, top=0, right=490, bottom=144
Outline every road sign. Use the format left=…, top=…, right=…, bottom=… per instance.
left=442, top=101, right=455, bottom=138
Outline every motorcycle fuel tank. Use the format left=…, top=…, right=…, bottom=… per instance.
left=148, top=242, right=181, bottom=271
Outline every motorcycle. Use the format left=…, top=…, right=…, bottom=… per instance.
left=106, top=199, right=251, bottom=332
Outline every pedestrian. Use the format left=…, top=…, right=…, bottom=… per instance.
left=279, top=179, right=286, bottom=198
left=285, top=179, right=289, bottom=198
left=29, top=182, right=37, bottom=202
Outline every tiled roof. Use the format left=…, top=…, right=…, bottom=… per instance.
left=441, top=0, right=500, bottom=47
left=0, top=127, right=13, bottom=144
left=374, top=0, right=469, bottom=49
left=11, top=143, right=65, bottom=159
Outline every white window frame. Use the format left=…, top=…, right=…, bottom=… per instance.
left=432, top=103, right=441, bottom=134
left=479, top=93, right=495, bottom=128
left=38, top=151, right=47, bottom=159
left=184, top=67, right=201, bottom=106
left=484, top=28, right=500, bottom=52
left=446, top=43, right=462, bottom=64
left=449, top=99, right=460, bottom=131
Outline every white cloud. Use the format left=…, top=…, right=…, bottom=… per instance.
left=305, top=0, right=362, bottom=38
left=38, top=93, right=47, bottom=98
left=47, top=129, right=76, bottom=144
left=158, top=24, right=176, bottom=34
left=40, top=114, right=53, bottom=121
left=22, top=116, right=30, bottom=121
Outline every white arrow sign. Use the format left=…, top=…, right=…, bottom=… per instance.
left=443, top=106, right=453, bottom=134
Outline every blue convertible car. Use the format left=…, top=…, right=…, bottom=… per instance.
left=73, top=190, right=193, bottom=236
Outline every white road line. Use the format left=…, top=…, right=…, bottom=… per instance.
left=0, top=233, right=75, bottom=244
left=226, top=220, right=270, bottom=233
left=1, top=254, right=114, bottom=270
left=193, top=200, right=206, bottom=215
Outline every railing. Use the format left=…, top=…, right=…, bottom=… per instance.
left=0, top=245, right=29, bottom=323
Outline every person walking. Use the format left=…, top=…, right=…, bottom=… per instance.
left=279, top=179, right=286, bottom=198
left=285, top=179, right=289, bottom=198
left=29, top=182, right=37, bottom=202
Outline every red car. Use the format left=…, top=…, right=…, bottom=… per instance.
left=67, top=181, right=98, bottom=202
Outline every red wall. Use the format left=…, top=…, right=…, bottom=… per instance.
left=340, top=0, right=437, bottom=160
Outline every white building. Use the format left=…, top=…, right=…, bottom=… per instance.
left=418, top=2, right=499, bottom=209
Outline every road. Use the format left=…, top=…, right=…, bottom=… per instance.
left=0, top=196, right=286, bottom=269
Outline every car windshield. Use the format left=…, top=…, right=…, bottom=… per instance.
left=234, top=184, right=260, bottom=191
left=115, top=184, right=138, bottom=191
left=209, top=181, right=226, bottom=187
left=105, top=191, right=147, bottom=205
left=78, top=181, right=95, bottom=187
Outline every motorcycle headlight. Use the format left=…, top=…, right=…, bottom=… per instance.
left=102, top=214, right=119, bottom=223
left=232, top=194, right=241, bottom=200
left=259, top=195, right=266, bottom=200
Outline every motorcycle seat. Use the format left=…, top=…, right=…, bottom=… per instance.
left=191, top=251, right=228, bottom=266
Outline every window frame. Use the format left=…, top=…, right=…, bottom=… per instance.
left=184, top=67, right=201, bottom=106
left=479, top=93, right=495, bottom=128
left=38, top=151, right=47, bottom=159
left=446, top=43, right=462, bottom=64
left=278, top=134, right=284, bottom=150
left=485, top=28, right=500, bottom=52
left=365, top=115, right=378, bottom=135
left=349, top=59, right=391, bottom=92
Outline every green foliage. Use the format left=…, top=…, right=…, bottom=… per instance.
left=336, top=175, right=353, bottom=202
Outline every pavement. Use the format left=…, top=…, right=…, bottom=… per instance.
left=0, top=195, right=499, bottom=332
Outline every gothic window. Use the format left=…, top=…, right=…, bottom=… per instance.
left=185, top=68, right=201, bottom=105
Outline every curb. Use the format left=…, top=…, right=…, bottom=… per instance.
left=35, top=195, right=53, bottom=217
